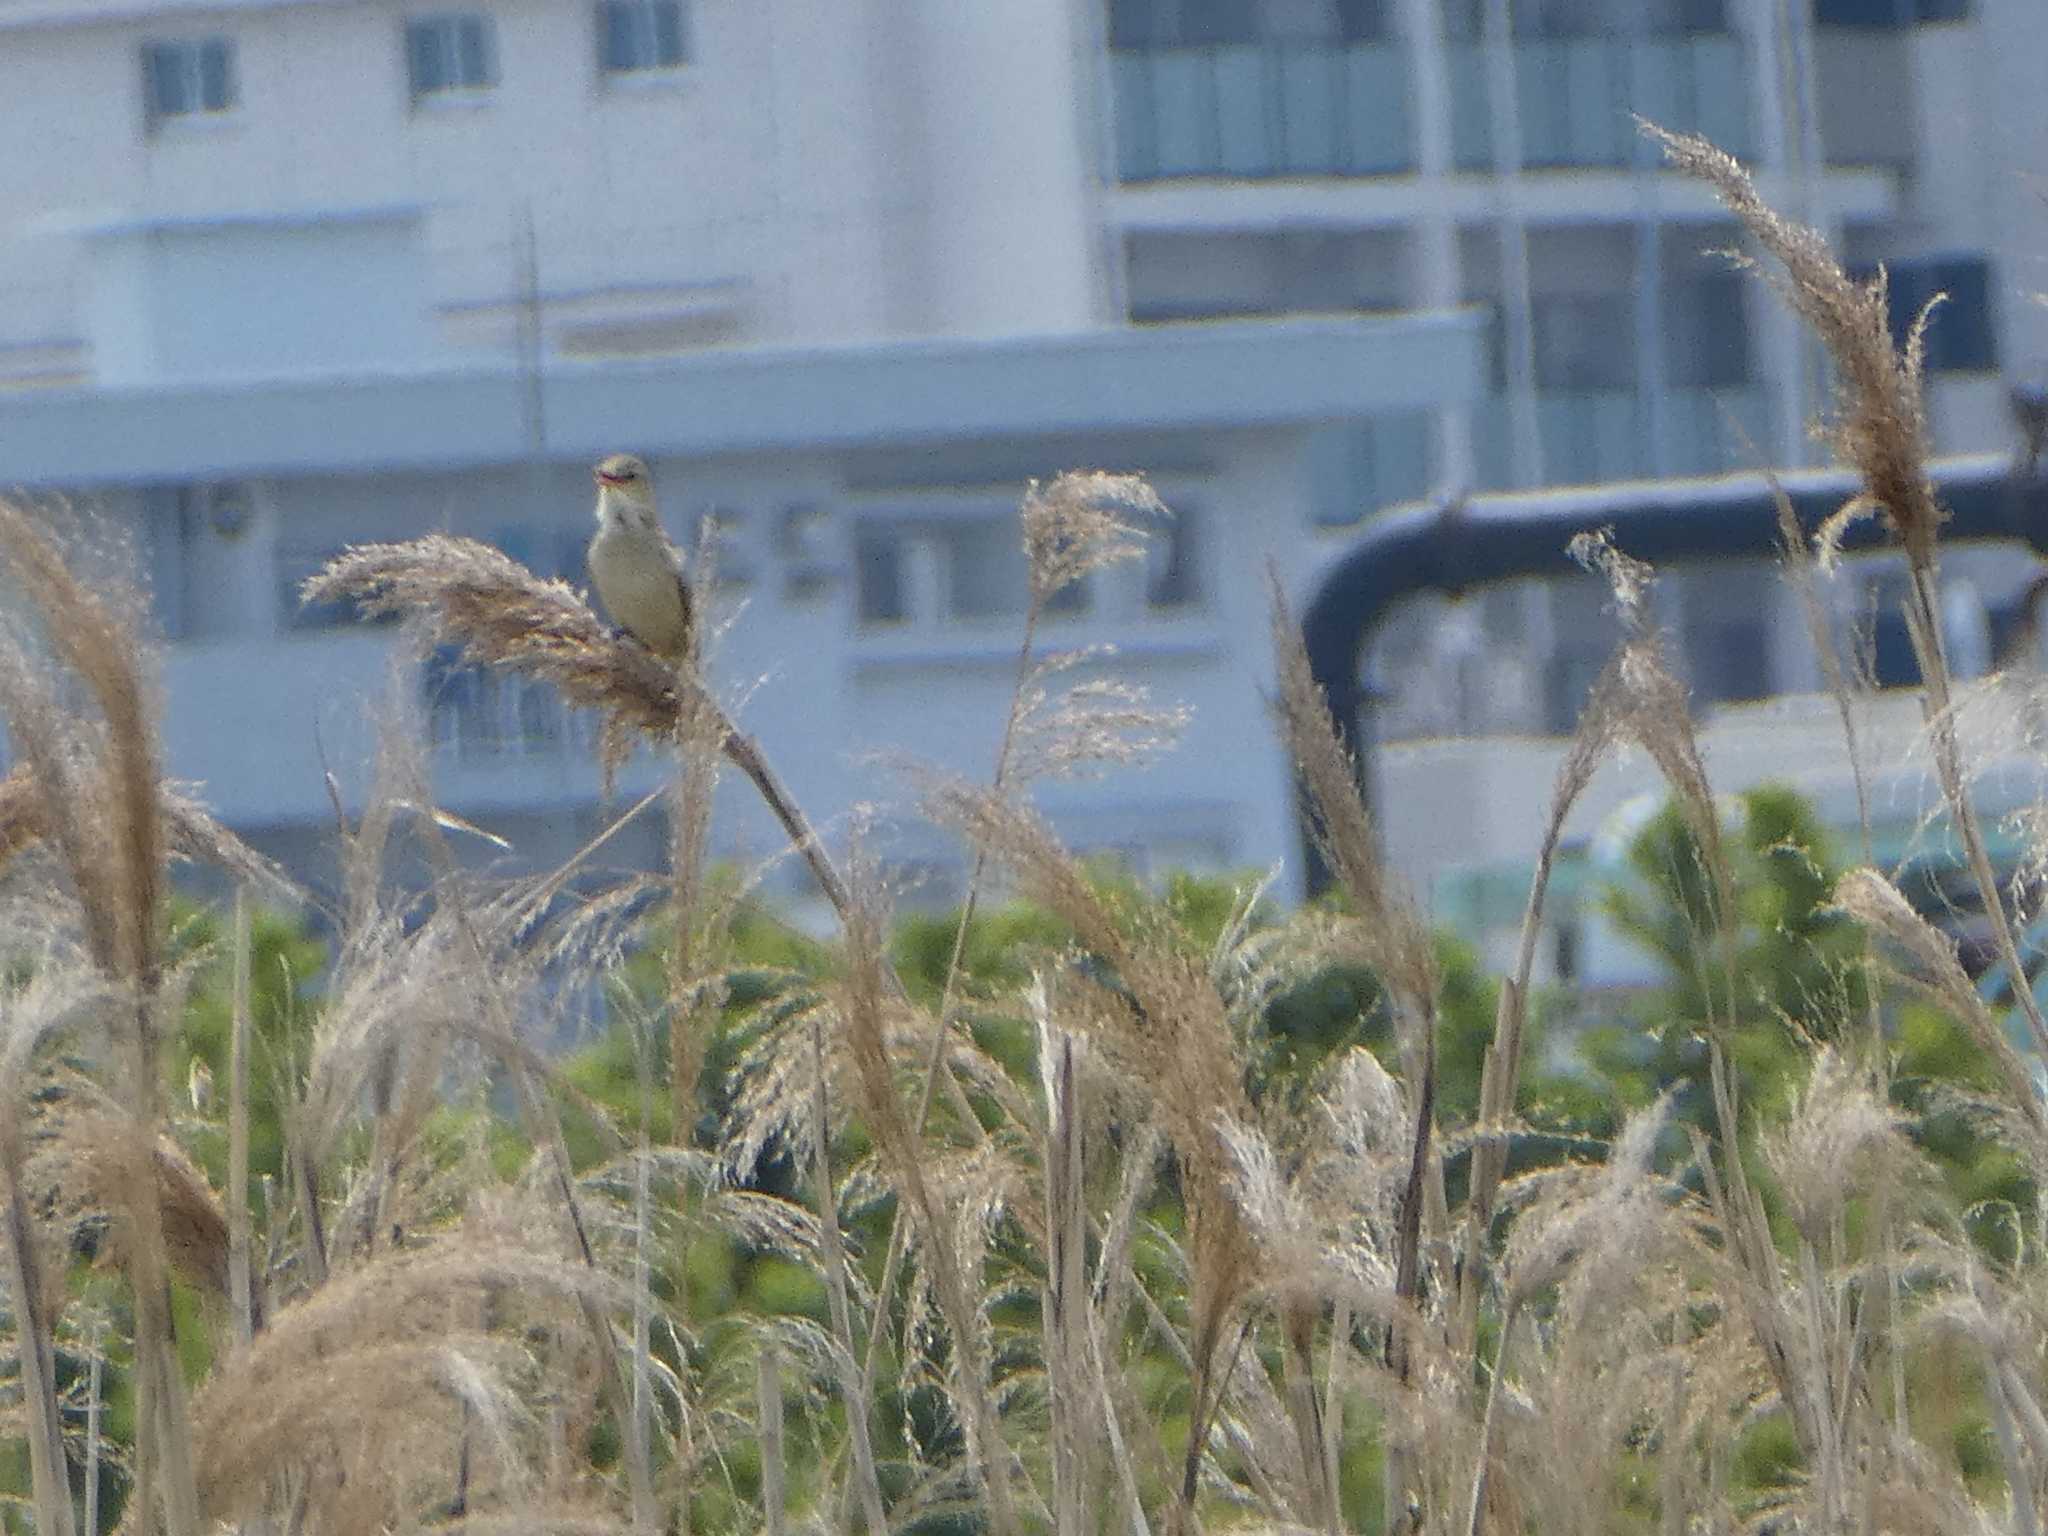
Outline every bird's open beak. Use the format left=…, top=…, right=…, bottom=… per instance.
left=594, top=470, right=618, bottom=487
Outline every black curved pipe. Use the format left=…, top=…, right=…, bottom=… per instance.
left=1299, top=455, right=2048, bottom=893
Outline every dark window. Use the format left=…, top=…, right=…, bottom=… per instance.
left=1109, top=0, right=1261, bottom=46
left=1532, top=294, right=1637, bottom=391
left=1334, top=0, right=1391, bottom=40
left=946, top=521, right=1028, bottom=620
left=1511, top=0, right=1726, bottom=36
left=1109, top=0, right=1159, bottom=47
left=1815, top=0, right=1966, bottom=25
left=143, top=38, right=236, bottom=122
left=1687, top=616, right=1771, bottom=703
left=1111, top=0, right=1387, bottom=47
left=855, top=532, right=907, bottom=624
left=600, top=0, right=687, bottom=73
left=1178, top=0, right=1259, bottom=44
left=141, top=485, right=200, bottom=641
left=1863, top=573, right=1920, bottom=688
left=1665, top=272, right=1752, bottom=388
left=1475, top=303, right=1509, bottom=391
left=1518, top=0, right=1615, bottom=34
left=1146, top=510, right=1201, bottom=609
left=1851, top=255, right=1998, bottom=373
left=1671, top=0, right=1730, bottom=27
left=407, top=13, right=496, bottom=96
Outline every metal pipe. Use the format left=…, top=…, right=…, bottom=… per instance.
left=1298, top=453, right=2048, bottom=892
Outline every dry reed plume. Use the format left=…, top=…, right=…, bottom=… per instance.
left=0, top=129, right=2044, bottom=1536
left=305, top=537, right=860, bottom=934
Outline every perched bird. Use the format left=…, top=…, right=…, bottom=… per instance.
left=187, top=1056, right=214, bottom=1117
left=588, top=453, right=693, bottom=663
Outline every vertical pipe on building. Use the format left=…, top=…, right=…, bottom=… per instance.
left=1734, top=0, right=1799, bottom=468
left=1482, top=0, right=1543, bottom=489
left=1754, top=0, right=1827, bottom=467
left=1785, top=0, right=1828, bottom=470
left=1076, top=0, right=1128, bottom=324
left=1626, top=7, right=1670, bottom=478
left=908, top=0, right=1100, bottom=337
left=1482, top=0, right=1550, bottom=732
left=1398, top=0, right=1470, bottom=489
left=515, top=202, right=549, bottom=555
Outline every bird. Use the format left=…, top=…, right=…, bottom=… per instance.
left=587, top=452, right=693, bottom=663
left=187, top=1055, right=214, bottom=1117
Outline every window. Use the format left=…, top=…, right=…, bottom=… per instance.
left=1521, top=0, right=1726, bottom=32
left=1532, top=294, right=1636, bottom=391
left=144, top=484, right=252, bottom=641
left=426, top=645, right=584, bottom=759
left=1110, top=0, right=1386, bottom=46
left=1447, top=0, right=1725, bottom=37
left=1110, top=0, right=1259, bottom=47
left=600, top=0, right=687, bottom=73
left=1664, top=274, right=1752, bottom=389
left=143, top=38, right=235, bottom=124
left=141, top=485, right=200, bottom=641
left=855, top=513, right=1093, bottom=628
left=855, top=531, right=909, bottom=624
left=777, top=504, right=836, bottom=600
left=1850, top=255, right=1998, bottom=374
left=1146, top=510, right=1201, bottom=610
left=945, top=521, right=1028, bottom=621
left=1815, top=0, right=1965, bottom=24
left=407, top=13, right=496, bottom=97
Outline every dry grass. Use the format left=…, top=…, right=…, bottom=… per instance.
left=3, top=135, right=2048, bottom=1536
left=306, top=537, right=687, bottom=775
left=306, top=535, right=870, bottom=975
left=0, top=496, right=201, bottom=1534
left=1650, top=127, right=1943, bottom=566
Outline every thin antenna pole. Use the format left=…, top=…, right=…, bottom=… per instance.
left=518, top=203, right=547, bottom=464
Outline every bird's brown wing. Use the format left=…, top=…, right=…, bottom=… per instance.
left=667, top=540, right=695, bottom=662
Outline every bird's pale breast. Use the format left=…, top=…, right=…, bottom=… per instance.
left=589, top=523, right=691, bottom=658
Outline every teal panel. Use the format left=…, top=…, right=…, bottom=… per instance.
left=1212, top=47, right=1275, bottom=174
left=1345, top=46, right=1412, bottom=172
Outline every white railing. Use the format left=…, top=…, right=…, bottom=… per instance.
left=1113, top=43, right=1412, bottom=181
left=1471, top=385, right=1770, bottom=489
left=1448, top=33, right=1752, bottom=170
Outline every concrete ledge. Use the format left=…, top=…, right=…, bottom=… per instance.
left=0, top=311, right=1485, bottom=486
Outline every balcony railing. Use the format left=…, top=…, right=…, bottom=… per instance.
left=1112, top=34, right=1750, bottom=184
left=1113, top=44, right=1412, bottom=182
left=1451, top=34, right=1752, bottom=169
left=1471, top=385, right=1768, bottom=489
left=425, top=653, right=596, bottom=763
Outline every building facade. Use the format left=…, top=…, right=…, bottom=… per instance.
left=0, top=0, right=2039, bottom=919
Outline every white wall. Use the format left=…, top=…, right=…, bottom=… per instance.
left=0, top=0, right=1103, bottom=374
left=86, top=215, right=432, bottom=382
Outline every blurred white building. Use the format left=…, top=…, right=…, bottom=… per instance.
left=0, top=0, right=2040, bottom=920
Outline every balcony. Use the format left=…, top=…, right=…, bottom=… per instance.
left=1471, top=385, right=1769, bottom=488
left=1113, top=43, right=1412, bottom=182
left=1450, top=33, right=1753, bottom=170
